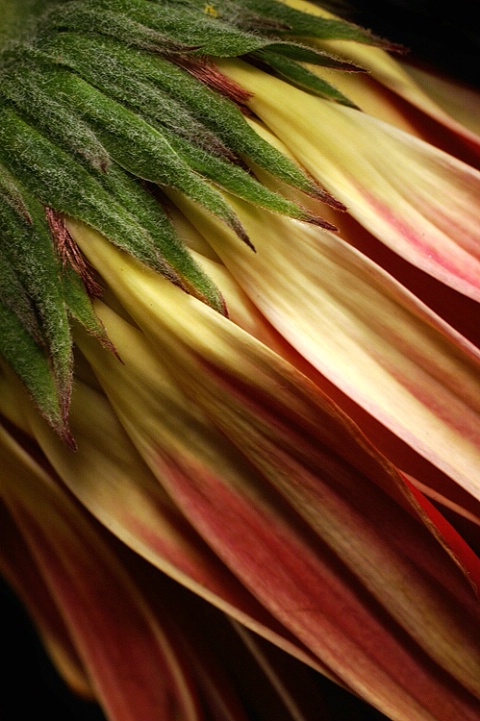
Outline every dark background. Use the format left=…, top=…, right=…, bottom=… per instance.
left=0, top=577, right=105, bottom=720
left=0, top=573, right=390, bottom=721
left=332, top=0, right=480, bottom=87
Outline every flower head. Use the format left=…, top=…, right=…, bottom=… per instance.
left=1, top=1, right=480, bottom=720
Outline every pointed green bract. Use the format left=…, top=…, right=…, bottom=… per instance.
left=0, top=57, right=111, bottom=173
left=0, top=307, right=65, bottom=435
left=0, top=177, right=73, bottom=426
left=0, top=106, right=182, bottom=272
left=33, top=33, right=237, bottom=160
left=5, top=65, right=245, bottom=236
left=99, top=166, right=227, bottom=312
left=162, top=129, right=330, bottom=226
left=254, top=49, right=358, bottom=105
left=0, top=51, right=227, bottom=309
left=60, top=266, right=111, bottom=346
left=0, top=248, right=40, bottom=342
left=256, top=40, right=362, bottom=68
left=223, top=0, right=389, bottom=43
left=16, top=33, right=330, bottom=220
left=36, top=30, right=328, bottom=196
left=40, top=1, right=187, bottom=53
left=53, top=0, right=301, bottom=57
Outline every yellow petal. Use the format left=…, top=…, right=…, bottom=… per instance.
left=280, top=0, right=480, bottom=153
left=218, top=59, right=480, bottom=301
left=163, top=190, right=480, bottom=499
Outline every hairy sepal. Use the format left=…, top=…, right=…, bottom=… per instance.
left=37, top=31, right=325, bottom=199
left=0, top=104, right=228, bottom=311
left=231, top=0, right=394, bottom=46
left=0, top=173, right=74, bottom=436
left=252, top=49, right=359, bottom=105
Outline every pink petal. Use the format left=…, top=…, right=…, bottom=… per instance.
left=161, top=198, right=480, bottom=499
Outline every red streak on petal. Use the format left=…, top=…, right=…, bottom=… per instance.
left=153, top=448, right=480, bottom=720
left=402, top=474, right=480, bottom=597
left=354, top=187, right=480, bottom=298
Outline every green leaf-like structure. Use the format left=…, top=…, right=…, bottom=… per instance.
left=0, top=0, right=388, bottom=436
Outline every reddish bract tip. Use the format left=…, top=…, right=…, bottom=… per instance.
left=45, top=207, right=103, bottom=298
left=172, top=55, right=253, bottom=108
left=306, top=213, right=338, bottom=231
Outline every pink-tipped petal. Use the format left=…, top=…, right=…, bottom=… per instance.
left=160, top=194, right=480, bottom=500
left=219, top=60, right=480, bottom=301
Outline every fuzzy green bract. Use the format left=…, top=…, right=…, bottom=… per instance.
left=0, top=0, right=382, bottom=436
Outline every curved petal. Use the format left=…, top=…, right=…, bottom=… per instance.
left=401, top=63, right=480, bottom=139
left=170, top=164, right=480, bottom=533
left=0, top=423, right=204, bottom=721
left=0, top=369, right=321, bottom=677
left=219, top=59, right=480, bottom=301
left=157, top=192, right=480, bottom=500
left=0, top=498, right=92, bottom=699
left=68, top=222, right=480, bottom=721
left=281, top=0, right=480, bottom=154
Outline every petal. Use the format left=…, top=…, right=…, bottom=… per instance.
left=401, top=62, right=480, bottom=140
left=219, top=60, right=480, bottom=301
left=281, top=0, right=480, bottom=154
left=159, top=191, right=480, bottom=501
left=0, top=422, right=204, bottom=721
left=0, top=496, right=92, bottom=699
left=168, top=190, right=480, bottom=533
left=0, top=366, right=320, bottom=676
left=68, top=222, right=480, bottom=720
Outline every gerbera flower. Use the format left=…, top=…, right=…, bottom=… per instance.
left=1, top=1, right=479, bottom=720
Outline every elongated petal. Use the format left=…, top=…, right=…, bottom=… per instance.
left=75, top=321, right=330, bottom=675
left=0, top=368, right=317, bottom=666
left=0, top=421, right=205, bottom=721
left=146, top=580, right=334, bottom=721
left=400, top=62, right=480, bottom=140
left=219, top=59, right=480, bottom=300
left=0, top=412, right=336, bottom=721
left=0, top=364, right=322, bottom=677
left=162, top=190, right=480, bottom=501
left=281, top=0, right=480, bottom=154
left=69, top=217, right=480, bottom=570
left=171, top=203, right=480, bottom=533
left=0, top=498, right=92, bottom=699
left=287, top=62, right=480, bottom=167
left=68, top=222, right=480, bottom=720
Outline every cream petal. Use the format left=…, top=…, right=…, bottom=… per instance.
left=161, top=190, right=480, bottom=501
left=219, top=60, right=480, bottom=301
left=280, top=0, right=480, bottom=153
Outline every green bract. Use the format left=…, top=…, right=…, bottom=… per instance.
left=0, top=0, right=384, bottom=435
